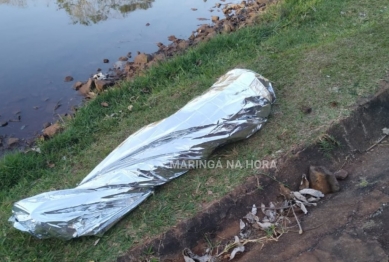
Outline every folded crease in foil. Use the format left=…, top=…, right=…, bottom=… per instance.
left=9, top=69, right=276, bottom=239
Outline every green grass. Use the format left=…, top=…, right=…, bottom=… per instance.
left=1, top=0, right=389, bottom=261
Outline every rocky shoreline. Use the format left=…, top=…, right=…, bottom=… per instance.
left=0, top=0, right=270, bottom=157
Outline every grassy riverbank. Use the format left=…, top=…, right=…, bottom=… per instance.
left=1, top=0, right=389, bottom=260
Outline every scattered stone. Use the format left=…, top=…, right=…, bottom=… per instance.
left=78, top=78, right=94, bottom=95
left=145, top=23, right=150, bottom=26
left=212, top=16, right=220, bottom=22
left=215, top=3, right=221, bottom=8
left=168, top=35, right=178, bottom=42
left=33, top=106, right=39, bottom=110
left=103, top=59, right=109, bottom=63
left=309, top=165, right=340, bottom=194
left=101, top=102, right=109, bottom=107
left=191, top=8, right=197, bottom=11
left=178, top=40, right=189, bottom=50
left=0, top=121, right=8, bottom=127
left=119, top=56, right=128, bottom=61
left=64, top=76, right=74, bottom=82
left=43, top=123, right=61, bottom=137
left=7, top=137, right=19, bottom=146
left=97, top=68, right=102, bottom=72
left=156, top=42, right=165, bottom=49
left=134, top=53, right=152, bottom=64
left=73, top=81, right=83, bottom=90
left=94, top=80, right=109, bottom=92
left=334, top=169, right=349, bottom=180
left=127, top=52, right=132, bottom=58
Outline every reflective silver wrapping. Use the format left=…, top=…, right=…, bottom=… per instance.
left=9, top=69, right=276, bottom=239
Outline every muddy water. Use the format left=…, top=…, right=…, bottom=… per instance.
left=0, top=0, right=239, bottom=143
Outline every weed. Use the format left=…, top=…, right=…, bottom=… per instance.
left=318, top=134, right=340, bottom=157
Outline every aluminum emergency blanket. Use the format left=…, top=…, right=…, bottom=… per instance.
left=9, top=69, right=275, bottom=239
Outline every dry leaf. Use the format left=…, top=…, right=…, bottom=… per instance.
left=239, top=219, right=245, bottom=230
left=261, top=203, right=266, bottom=214
left=251, top=204, right=257, bottom=215
left=128, top=105, right=133, bottom=111
left=47, top=162, right=55, bottom=168
left=295, top=201, right=308, bottom=214
left=299, top=173, right=310, bottom=190
left=230, top=236, right=244, bottom=260
left=94, top=239, right=100, bottom=246
left=257, top=221, right=273, bottom=230
left=101, top=102, right=109, bottom=107
left=292, top=191, right=308, bottom=203
left=299, top=188, right=324, bottom=198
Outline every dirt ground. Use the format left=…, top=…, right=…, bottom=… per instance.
left=117, top=86, right=389, bottom=262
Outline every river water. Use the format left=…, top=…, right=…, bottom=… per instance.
left=0, top=0, right=239, bottom=142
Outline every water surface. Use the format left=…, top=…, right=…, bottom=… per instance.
left=0, top=0, right=238, bottom=141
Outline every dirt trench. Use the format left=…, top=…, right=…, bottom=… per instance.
left=117, top=85, right=389, bottom=261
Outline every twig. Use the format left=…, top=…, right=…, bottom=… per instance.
left=366, top=135, right=387, bottom=151
left=291, top=204, right=303, bottom=235
left=57, top=114, right=65, bottom=124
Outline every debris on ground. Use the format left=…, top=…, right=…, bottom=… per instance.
left=183, top=180, right=326, bottom=261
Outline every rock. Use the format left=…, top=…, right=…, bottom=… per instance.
left=178, top=40, right=189, bottom=50
left=43, top=122, right=51, bottom=128
left=73, top=81, right=83, bottom=90
left=0, top=121, right=8, bottom=127
left=119, top=56, right=128, bottom=61
left=43, top=123, right=61, bottom=137
left=134, top=53, right=152, bottom=64
left=78, top=78, right=94, bottom=95
left=168, top=35, right=178, bottom=42
left=212, top=16, right=220, bottom=22
left=103, top=59, right=109, bottom=63
left=7, top=137, right=19, bottom=146
left=223, top=21, right=233, bottom=33
left=189, top=33, right=195, bottom=41
left=334, top=169, right=349, bottom=180
left=309, top=166, right=340, bottom=194
left=94, top=79, right=109, bottom=92
left=146, top=23, right=150, bottom=26
left=156, top=42, right=165, bottom=49
left=64, top=76, right=74, bottom=82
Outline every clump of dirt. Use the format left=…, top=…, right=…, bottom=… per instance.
left=117, top=86, right=389, bottom=261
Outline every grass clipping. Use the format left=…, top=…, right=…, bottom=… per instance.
left=182, top=184, right=325, bottom=261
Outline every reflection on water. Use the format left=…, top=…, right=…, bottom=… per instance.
left=57, top=0, right=154, bottom=25
left=0, top=0, right=154, bottom=25
left=0, top=0, right=28, bottom=7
